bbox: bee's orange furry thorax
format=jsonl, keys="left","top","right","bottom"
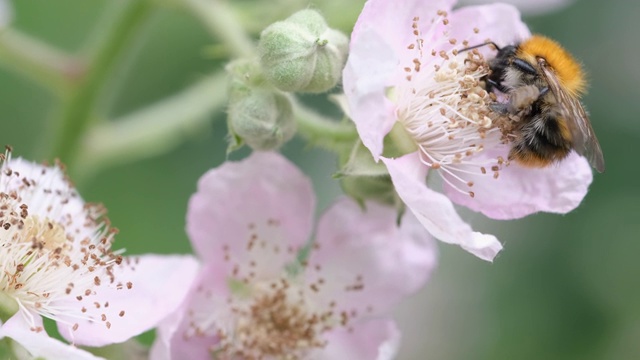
{"left": 517, "top": 35, "right": 586, "bottom": 96}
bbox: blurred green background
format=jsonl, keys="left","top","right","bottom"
{"left": 0, "top": 0, "right": 637, "bottom": 359}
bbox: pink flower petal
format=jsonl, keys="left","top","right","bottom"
{"left": 150, "top": 263, "right": 227, "bottom": 360}
{"left": 343, "top": 0, "right": 455, "bottom": 160}
{"left": 448, "top": 3, "right": 531, "bottom": 52}
{"left": 382, "top": 153, "right": 502, "bottom": 261}
{"left": 460, "top": 0, "right": 574, "bottom": 16}
{"left": 351, "top": 0, "right": 455, "bottom": 54}
{"left": 342, "top": 25, "right": 398, "bottom": 160}
{"left": 312, "top": 318, "right": 401, "bottom": 360}
{"left": 0, "top": 314, "right": 103, "bottom": 360}
{"left": 307, "top": 198, "right": 437, "bottom": 314}
{"left": 149, "top": 310, "right": 182, "bottom": 360}
{"left": 58, "top": 255, "right": 199, "bottom": 347}
{"left": 444, "top": 151, "right": 593, "bottom": 219}
{"left": 187, "top": 152, "right": 314, "bottom": 276}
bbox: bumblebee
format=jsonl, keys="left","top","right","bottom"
{"left": 464, "top": 35, "right": 605, "bottom": 172}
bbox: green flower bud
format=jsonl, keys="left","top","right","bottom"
{"left": 337, "top": 141, "right": 401, "bottom": 208}
{"left": 382, "top": 122, "right": 418, "bottom": 158}
{"left": 226, "top": 58, "right": 266, "bottom": 89}
{"left": 227, "top": 83, "right": 296, "bottom": 151}
{"left": 340, "top": 174, "right": 401, "bottom": 208}
{"left": 0, "top": 290, "right": 19, "bottom": 323}
{"left": 258, "top": 9, "right": 349, "bottom": 93}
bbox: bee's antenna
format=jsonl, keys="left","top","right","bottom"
{"left": 459, "top": 41, "right": 501, "bottom": 53}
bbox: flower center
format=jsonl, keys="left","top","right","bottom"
{"left": 0, "top": 202, "right": 70, "bottom": 296}
{"left": 215, "top": 278, "right": 329, "bottom": 359}
{"left": 184, "top": 219, "right": 372, "bottom": 359}
{"left": 20, "top": 215, "right": 68, "bottom": 250}
{"left": 394, "top": 14, "right": 511, "bottom": 197}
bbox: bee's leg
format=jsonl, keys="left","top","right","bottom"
{"left": 486, "top": 79, "right": 510, "bottom": 93}
{"left": 489, "top": 103, "right": 510, "bottom": 114}
{"left": 538, "top": 86, "right": 549, "bottom": 98}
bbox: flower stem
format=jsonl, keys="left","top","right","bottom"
{"left": 0, "top": 29, "right": 81, "bottom": 95}
{"left": 76, "top": 71, "right": 228, "bottom": 179}
{"left": 182, "top": 0, "right": 254, "bottom": 58}
{"left": 48, "top": 0, "right": 152, "bottom": 166}
{"left": 291, "top": 98, "right": 358, "bottom": 153}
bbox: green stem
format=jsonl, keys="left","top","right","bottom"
{"left": 76, "top": 72, "right": 228, "bottom": 179}
{"left": 182, "top": 0, "right": 254, "bottom": 58}
{"left": 291, "top": 98, "right": 358, "bottom": 152}
{"left": 48, "top": 0, "right": 152, "bottom": 166}
{"left": 0, "top": 28, "right": 81, "bottom": 95}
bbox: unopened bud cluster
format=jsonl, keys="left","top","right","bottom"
{"left": 226, "top": 61, "right": 296, "bottom": 151}
{"left": 226, "top": 10, "right": 348, "bottom": 151}
{"left": 258, "top": 9, "right": 349, "bottom": 93}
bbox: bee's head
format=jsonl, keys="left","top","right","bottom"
{"left": 517, "top": 35, "right": 586, "bottom": 96}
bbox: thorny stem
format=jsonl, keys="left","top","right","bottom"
{"left": 291, "top": 98, "right": 358, "bottom": 153}
{"left": 48, "top": 0, "right": 152, "bottom": 167}
{"left": 76, "top": 72, "right": 228, "bottom": 179}
{"left": 38, "top": 0, "right": 356, "bottom": 178}
{"left": 0, "top": 29, "right": 82, "bottom": 95}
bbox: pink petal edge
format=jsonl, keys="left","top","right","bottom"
{"left": 444, "top": 151, "right": 593, "bottom": 220}
{"left": 382, "top": 153, "right": 502, "bottom": 261}
{"left": 460, "top": 0, "right": 574, "bottom": 16}
{"left": 448, "top": 3, "right": 531, "bottom": 52}
{"left": 308, "top": 198, "right": 437, "bottom": 313}
{"left": 314, "top": 318, "right": 401, "bottom": 360}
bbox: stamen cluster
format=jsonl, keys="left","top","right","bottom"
{"left": 0, "top": 150, "right": 130, "bottom": 333}
{"left": 395, "top": 14, "right": 512, "bottom": 197}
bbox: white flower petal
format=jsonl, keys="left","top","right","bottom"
{"left": 0, "top": 314, "right": 103, "bottom": 360}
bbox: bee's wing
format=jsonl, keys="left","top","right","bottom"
{"left": 538, "top": 59, "right": 605, "bottom": 172}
